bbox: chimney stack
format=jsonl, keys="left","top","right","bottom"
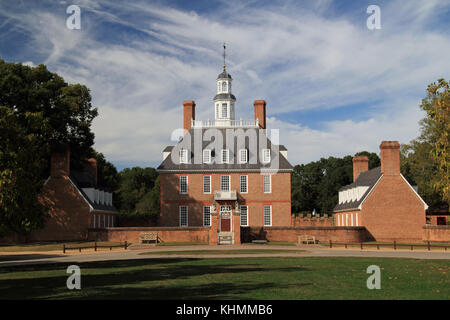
{"left": 254, "top": 100, "right": 266, "bottom": 129}
{"left": 380, "top": 141, "right": 400, "bottom": 175}
{"left": 83, "top": 158, "right": 98, "bottom": 186}
{"left": 352, "top": 156, "right": 369, "bottom": 182}
{"left": 50, "top": 148, "right": 70, "bottom": 177}
{"left": 183, "top": 100, "right": 195, "bottom": 131}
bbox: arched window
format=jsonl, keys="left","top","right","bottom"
{"left": 222, "top": 103, "right": 227, "bottom": 118}
{"left": 222, "top": 81, "right": 227, "bottom": 92}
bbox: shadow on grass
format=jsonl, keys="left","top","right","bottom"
{"left": 0, "top": 258, "right": 312, "bottom": 299}
{"left": 0, "top": 253, "right": 65, "bottom": 263}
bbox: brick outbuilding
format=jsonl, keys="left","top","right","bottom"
{"left": 334, "top": 141, "right": 428, "bottom": 242}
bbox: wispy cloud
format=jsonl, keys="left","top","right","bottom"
{"left": 0, "top": 0, "right": 449, "bottom": 169}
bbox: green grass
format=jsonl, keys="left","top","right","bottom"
{"left": 243, "top": 241, "right": 296, "bottom": 246}
{"left": 156, "top": 242, "right": 209, "bottom": 246}
{"left": 0, "top": 242, "right": 125, "bottom": 252}
{"left": 0, "top": 257, "right": 448, "bottom": 299}
{"left": 140, "top": 249, "right": 307, "bottom": 255}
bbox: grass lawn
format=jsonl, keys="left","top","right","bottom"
{"left": 156, "top": 242, "right": 209, "bottom": 246}
{"left": 0, "top": 242, "right": 125, "bottom": 253}
{"left": 140, "top": 249, "right": 307, "bottom": 255}
{"left": 0, "top": 257, "right": 448, "bottom": 299}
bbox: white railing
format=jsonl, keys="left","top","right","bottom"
{"left": 214, "top": 190, "right": 237, "bottom": 200}
{"left": 192, "top": 119, "right": 259, "bottom": 128}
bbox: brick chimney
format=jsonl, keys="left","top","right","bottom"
{"left": 50, "top": 148, "right": 70, "bottom": 177}
{"left": 183, "top": 100, "right": 195, "bottom": 131}
{"left": 352, "top": 156, "right": 369, "bottom": 182}
{"left": 380, "top": 141, "right": 400, "bottom": 175}
{"left": 83, "top": 158, "right": 98, "bottom": 186}
{"left": 254, "top": 100, "right": 266, "bottom": 129}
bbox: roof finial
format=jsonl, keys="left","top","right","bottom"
{"left": 223, "top": 42, "right": 226, "bottom": 71}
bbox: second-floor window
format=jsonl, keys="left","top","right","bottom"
{"left": 203, "top": 149, "right": 211, "bottom": 163}
{"left": 203, "top": 175, "right": 211, "bottom": 194}
{"left": 240, "top": 175, "right": 248, "bottom": 193}
{"left": 180, "top": 175, "right": 188, "bottom": 194}
{"left": 220, "top": 175, "right": 230, "bottom": 191}
{"left": 263, "top": 175, "right": 271, "bottom": 193}
{"left": 239, "top": 149, "right": 248, "bottom": 163}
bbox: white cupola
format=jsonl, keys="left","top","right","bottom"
{"left": 213, "top": 43, "right": 236, "bottom": 123}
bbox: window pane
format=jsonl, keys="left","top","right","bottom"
{"left": 263, "top": 175, "right": 271, "bottom": 193}
{"left": 203, "top": 149, "right": 211, "bottom": 163}
{"left": 220, "top": 176, "right": 230, "bottom": 191}
{"left": 240, "top": 149, "right": 247, "bottom": 163}
{"left": 240, "top": 175, "right": 247, "bottom": 193}
{"left": 203, "top": 206, "right": 211, "bottom": 226}
{"left": 222, "top": 103, "right": 227, "bottom": 118}
{"left": 240, "top": 205, "right": 248, "bottom": 226}
{"left": 180, "top": 206, "right": 188, "bottom": 227}
{"left": 180, "top": 176, "right": 188, "bottom": 193}
{"left": 263, "top": 205, "right": 272, "bottom": 226}
{"left": 263, "top": 149, "right": 271, "bottom": 163}
{"left": 203, "top": 176, "right": 211, "bottom": 193}
{"left": 222, "top": 149, "right": 229, "bottom": 164}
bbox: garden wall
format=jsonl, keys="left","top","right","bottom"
{"left": 423, "top": 225, "right": 450, "bottom": 242}
{"left": 88, "top": 227, "right": 210, "bottom": 244}
{"left": 241, "top": 226, "right": 374, "bottom": 243}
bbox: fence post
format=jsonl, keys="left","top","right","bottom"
{"left": 124, "top": 240, "right": 128, "bottom": 250}
{"left": 63, "top": 244, "right": 66, "bottom": 254}
{"left": 411, "top": 245, "right": 413, "bottom": 251}
{"left": 345, "top": 243, "right": 347, "bottom": 249}
{"left": 427, "top": 241, "right": 430, "bottom": 251}
{"left": 394, "top": 241, "right": 396, "bottom": 250}
{"left": 94, "top": 242, "right": 97, "bottom": 252}
{"left": 377, "top": 244, "right": 379, "bottom": 250}
{"left": 329, "top": 240, "right": 332, "bottom": 248}
{"left": 360, "top": 242, "right": 363, "bottom": 250}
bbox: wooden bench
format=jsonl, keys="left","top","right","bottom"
{"left": 140, "top": 232, "right": 158, "bottom": 244}
{"left": 252, "top": 240, "right": 268, "bottom": 244}
{"left": 297, "top": 235, "right": 316, "bottom": 245}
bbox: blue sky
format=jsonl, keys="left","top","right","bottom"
{"left": 1, "top": 0, "right": 449, "bottom": 170}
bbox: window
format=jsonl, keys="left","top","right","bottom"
{"left": 263, "top": 205, "right": 272, "bottom": 226}
{"left": 240, "top": 175, "right": 248, "bottom": 193}
{"left": 179, "top": 175, "right": 188, "bottom": 194}
{"left": 179, "top": 148, "right": 188, "bottom": 164}
{"left": 239, "top": 149, "right": 248, "bottom": 163}
{"left": 222, "top": 81, "right": 227, "bottom": 92}
{"left": 222, "top": 103, "right": 227, "bottom": 118}
{"left": 93, "top": 214, "right": 96, "bottom": 228}
{"left": 203, "top": 206, "right": 211, "bottom": 226}
{"left": 221, "top": 149, "right": 230, "bottom": 164}
{"left": 203, "top": 149, "right": 211, "bottom": 163}
{"left": 240, "top": 205, "right": 248, "bottom": 226}
{"left": 203, "top": 175, "right": 211, "bottom": 194}
{"left": 263, "top": 175, "right": 271, "bottom": 193}
{"left": 215, "top": 104, "right": 219, "bottom": 118}
{"left": 262, "top": 149, "right": 271, "bottom": 163}
{"left": 179, "top": 206, "right": 188, "bottom": 227}
{"left": 220, "top": 175, "right": 230, "bottom": 191}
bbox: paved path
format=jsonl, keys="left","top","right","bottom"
{"left": 0, "top": 245, "right": 449, "bottom": 267}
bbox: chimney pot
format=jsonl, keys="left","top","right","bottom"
{"left": 254, "top": 100, "right": 266, "bottom": 129}
{"left": 352, "top": 155, "right": 369, "bottom": 182}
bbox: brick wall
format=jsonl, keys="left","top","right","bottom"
{"left": 291, "top": 214, "right": 334, "bottom": 227}
{"left": 88, "top": 226, "right": 210, "bottom": 243}
{"left": 241, "top": 226, "right": 373, "bottom": 243}
{"left": 423, "top": 225, "right": 450, "bottom": 242}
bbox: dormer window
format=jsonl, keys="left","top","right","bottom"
{"left": 179, "top": 148, "right": 188, "bottom": 164}
{"left": 221, "top": 149, "right": 230, "bottom": 164}
{"left": 239, "top": 149, "right": 248, "bottom": 164}
{"left": 203, "top": 149, "right": 211, "bottom": 164}
{"left": 262, "top": 149, "right": 271, "bottom": 163}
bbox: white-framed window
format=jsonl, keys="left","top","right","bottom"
{"left": 240, "top": 175, "right": 248, "bottom": 193}
{"left": 240, "top": 205, "right": 248, "bottom": 226}
{"left": 203, "top": 175, "right": 211, "bottom": 194}
{"left": 355, "top": 213, "right": 359, "bottom": 226}
{"left": 222, "top": 81, "right": 227, "bottom": 92}
{"left": 179, "top": 175, "right": 188, "bottom": 194}
{"left": 263, "top": 205, "right": 272, "bottom": 226}
{"left": 203, "top": 149, "right": 211, "bottom": 164}
{"left": 263, "top": 175, "right": 271, "bottom": 193}
{"left": 239, "top": 149, "right": 248, "bottom": 164}
{"left": 203, "top": 206, "right": 211, "bottom": 226}
{"left": 215, "top": 104, "right": 219, "bottom": 118}
{"left": 262, "top": 149, "right": 271, "bottom": 163}
{"left": 179, "top": 206, "right": 188, "bottom": 227}
{"left": 220, "top": 175, "right": 230, "bottom": 191}
{"left": 221, "top": 149, "right": 230, "bottom": 164}
{"left": 179, "top": 148, "right": 188, "bottom": 164}
{"left": 222, "top": 103, "right": 228, "bottom": 118}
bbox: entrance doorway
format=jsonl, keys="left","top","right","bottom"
{"left": 220, "top": 205, "right": 232, "bottom": 232}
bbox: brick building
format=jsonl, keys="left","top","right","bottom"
{"left": 333, "top": 141, "right": 428, "bottom": 242}
{"left": 29, "top": 148, "right": 118, "bottom": 241}
{"left": 157, "top": 62, "right": 293, "bottom": 244}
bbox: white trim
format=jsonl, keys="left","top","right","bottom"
{"left": 355, "top": 213, "right": 359, "bottom": 226}
{"left": 400, "top": 174, "right": 429, "bottom": 210}
{"left": 203, "top": 175, "right": 212, "bottom": 194}
{"left": 220, "top": 175, "right": 231, "bottom": 192}
{"left": 263, "top": 205, "right": 272, "bottom": 226}
{"left": 263, "top": 175, "right": 272, "bottom": 193}
{"left": 203, "top": 149, "right": 212, "bottom": 164}
{"left": 240, "top": 205, "right": 248, "bottom": 226}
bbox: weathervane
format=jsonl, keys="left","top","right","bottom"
{"left": 223, "top": 42, "right": 226, "bottom": 71}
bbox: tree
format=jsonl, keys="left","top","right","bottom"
{"left": 0, "top": 107, "right": 49, "bottom": 236}
{"left": 91, "top": 151, "right": 119, "bottom": 193}
{"left": 0, "top": 60, "right": 99, "bottom": 235}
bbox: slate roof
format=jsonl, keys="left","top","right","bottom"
{"left": 217, "top": 70, "right": 232, "bottom": 79}
{"left": 214, "top": 93, "right": 236, "bottom": 101}
{"left": 333, "top": 167, "right": 382, "bottom": 212}
{"left": 70, "top": 170, "right": 118, "bottom": 213}
{"left": 157, "top": 128, "right": 293, "bottom": 172}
